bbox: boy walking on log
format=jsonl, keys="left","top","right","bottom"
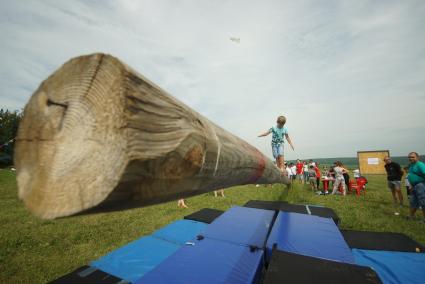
{"left": 258, "top": 115, "right": 295, "bottom": 174}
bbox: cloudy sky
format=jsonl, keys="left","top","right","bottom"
{"left": 1, "top": 0, "right": 425, "bottom": 160}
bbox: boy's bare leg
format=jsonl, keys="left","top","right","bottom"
{"left": 391, "top": 189, "right": 398, "bottom": 204}
{"left": 396, "top": 188, "right": 404, "bottom": 205}
{"left": 277, "top": 156, "right": 287, "bottom": 175}
{"left": 178, "top": 199, "right": 188, "bottom": 208}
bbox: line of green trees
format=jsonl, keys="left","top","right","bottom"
{"left": 0, "top": 109, "right": 23, "bottom": 167}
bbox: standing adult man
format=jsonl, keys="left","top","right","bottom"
{"left": 407, "top": 152, "right": 425, "bottom": 222}
{"left": 384, "top": 157, "right": 404, "bottom": 206}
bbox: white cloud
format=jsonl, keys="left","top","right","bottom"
{"left": 1, "top": 0, "right": 424, "bottom": 159}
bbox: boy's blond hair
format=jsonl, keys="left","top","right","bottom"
{"left": 277, "top": 115, "right": 286, "bottom": 125}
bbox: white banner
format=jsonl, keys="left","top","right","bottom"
{"left": 367, "top": 158, "right": 379, "bottom": 165}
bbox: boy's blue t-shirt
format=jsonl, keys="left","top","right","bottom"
{"left": 408, "top": 161, "right": 425, "bottom": 186}
{"left": 269, "top": 126, "right": 288, "bottom": 146}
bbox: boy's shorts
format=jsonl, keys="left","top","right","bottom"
{"left": 409, "top": 182, "right": 425, "bottom": 209}
{"left": 387, "top": 181, "right": 401, "bottom": 191}
{"left": 272, "top": 144, "right": 284, "bottom": 158}
{"left": 308, "top": 177, "right": 316, "bottom": 184}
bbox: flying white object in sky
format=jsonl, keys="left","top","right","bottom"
{"left": 230, "top": 37, "right": 240, "bottom": 43}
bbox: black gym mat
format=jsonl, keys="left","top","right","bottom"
{"left": 183, "top": 208, "right": 224, "bottom": 224}
{"left": 48, "top": 266, "right": 128, "bottom": 284}
{"left": 244, "top": 200, "right": 340, "bottom": 225}
{"left": 341, "top": 230, "right": 425, "bottom": 252}
{"left": 263, "top": 249, "right": 382, "bottom": 284}
{"left": 278, "top": 203, "right": 309, "bottom": 214}
{"left": 243, "top": 200, "right": 288, "bottom": 211}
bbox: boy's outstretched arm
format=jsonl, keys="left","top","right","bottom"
{"left": 258, "top": 130, "right": 271, "bottom": 137}
{"left": 285, "top": 134, "right": 295, "bottom": 150}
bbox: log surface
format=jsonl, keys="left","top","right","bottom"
{"left": 15, "top": 53, "right": 290, "bottom": 219}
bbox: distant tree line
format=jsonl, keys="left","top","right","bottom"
{"left": 0, "top": 109, "right": 23, "bottom": 167}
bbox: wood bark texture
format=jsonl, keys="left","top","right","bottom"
{"left": 15, "top": 53, "right": 290, "bottom": 219}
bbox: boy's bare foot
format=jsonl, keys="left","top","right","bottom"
{"left": 178, "top": 199, "right": 188, "bottom": 208}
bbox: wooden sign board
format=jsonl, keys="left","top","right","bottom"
{"left": 357, "top": 150, "right": 390, "bottom": 175}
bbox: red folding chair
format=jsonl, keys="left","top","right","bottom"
{"left": 349, "top": 177, "right": 368, "bottom": 196}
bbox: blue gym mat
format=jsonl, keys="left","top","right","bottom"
{"left": 90, "top": 219, "right": 207, "bottom": 282}
{"left": 353, "top": 249, "right": 425, "bottom": 284}
{"left": 152, "top": 219, "right": 208, "bottom": 245}
{"left": 135, "top": 238, "right": 264, "bottom": 284}
{"left": 200, "top": 206, "right": 275, "bottom": 248}
{"left": 266, "top": 211, "right": 355, "bottom": 264}
{"left": 91, "top": 236, "right": 180, "bottom": 283}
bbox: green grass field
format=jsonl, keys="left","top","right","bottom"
{"left": 1, "top": 169, "right": 424, "bottom": 283}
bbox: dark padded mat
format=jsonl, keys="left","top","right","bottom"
{"left": 183, "top": 208, "right": 224, "bottom": 224}
{"left": 279, "top": 203, "right": 308, "bottom": 214}
{"left": 243, "top": 200, "right": 288, "bottom": 211}
{"left": 244, "top": 200, "right": 340, "bottom": 225}
{"left": 48, "top": 266, "right": 128, "bottom": 284}
{"left": 263, "top": 249, "right": 382, "bottom": 284}
{"left": 341, "top": 230, "right": 425, "bottom": 252}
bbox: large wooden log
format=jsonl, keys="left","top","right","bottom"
{"left": 15, "top": 53, "right": 290, "bottom": 219}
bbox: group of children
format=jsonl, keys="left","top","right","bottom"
{"left": 284, "top": 160, "right": 351, "bottom": 195}
{"left": 285, "top": 160, "right": 320, "bottom": 191}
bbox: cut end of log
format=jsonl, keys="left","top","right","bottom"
{"left": 15, "top": 53, "right": 290, "bottom": 219}
{"left": 15, "top": 54, "right": 129, "bottom": 219}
